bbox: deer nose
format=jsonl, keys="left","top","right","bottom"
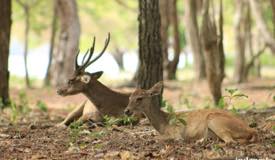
{"left": 124, "top": 109, "right": 132, "bottom": 116}
{"left": 57, "top": 89, "right": 64, "bottom": 95}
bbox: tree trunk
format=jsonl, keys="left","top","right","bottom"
{"left": 184, "top": 0, "right": 206, "bottom": 80}
{"left": 167, "top": 0, "right": 180, "bottom": 80}
{"left": 50, "top": 0, "right": 80, "bottom": 86}
{"left": 113, "top": 47, "right": 124, "bottom": 70}
{"left": 23, "top": 6, "right": 31, "bottom": 88}
{"left": 201, "top": 0, "right": 225, "bottom": 105}
{"left": 0, "top": 0, "right": 12, "bottom": 106}
{"left": 44, "top": 1, "right": 58, "bottom": 86}
{"left": 250, "top": 0, "right": 275, "bottom": 55}
{"left": 159, "top": 0, "right": 170, "bottom": 79}
{"left": 233, "top": 0, "right": 247, "bottom": 83}
{"left": 137, "top": 0, "right": 163, "bottom": 107}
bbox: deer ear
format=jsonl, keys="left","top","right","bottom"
{"left": 80, "top": 75, "right": 91, "bottom": 84}
{"left": 91, "top": 71, "right": 103, "bottom": 79}
{"left": 148, "top": 81, "right": 163, "bottom": 96}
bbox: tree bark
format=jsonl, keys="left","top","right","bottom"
{"left": 16, "top": 0, "right": 32, "bottom": 88}
{"left": 159, "top": 0, "right": 170, "bottom": 79}
{"left": 166, "top": 0, "right": 180, "bottom": 80}
{"left": 201, "top": 0, "right": 225, "bottom": 105}
{"left": 0, "top": 0, "right": 12, "bottom": 106}
{"left": 50, "top": 0, "right": 80, "bottom": 86}
{"left": 184, "top": 0, "right": 206, "bottom": 80}
{"left": 44, "top": 1, "right": 58, "bottom": 86}
{"left": 233, "top": 0, "right": 247, "bottom": 83}
{"left": 250, "top": 0, "right": 275, "bottom": 55}
{"left": 137, "top": 0, "right": 163, "bottom": 107}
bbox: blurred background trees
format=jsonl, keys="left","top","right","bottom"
{"left": 1, "top": 0, "right": 275, "bottom": 106}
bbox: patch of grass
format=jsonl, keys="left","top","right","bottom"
{"left": 18, "top": 91, "right": 31, "bottom": 114}
{"left": 36, "top": 100, "right": 48, "bottom": 112}
{"left": 7, "top": 91, "right": 31, "bottom": 124}
{"left": 212, "top": 144, "right": 222, "bottom": 152}
{"left": 90, "top": 130, "right": 108, "bottom": 139}
{"left": 103, "top": 115, "right": 138, "bottom": 127}
{"left": 69, "top": 121, "right": 83, "bottom": 145}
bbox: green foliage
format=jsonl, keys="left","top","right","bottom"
{"left": 10, "top": 101, "right": 19, "bottom": 123}
{"left": 273, "top": 96, "right": 275, "bottom": 102}
{"left": 18, "top": 91, "right": 30, "bottom": 113}
{"left": 219, "top": 88, "right": 249, "bottom": 111}
{"left": 162, "top": 100, "right": 186, "bottom": 126}
{"left": 89, "top": 130, "right": 108, "bottom": 139}
{"left": 36, "top": 100, "right": 48, "bottom": 112}
{"left": 69, "top": 121, "right": 83, "bottom": 145}
{"left": 217, "top": 97, "right": 225, "bottom": 109}
{"left": 212, "top": 144, "right": 222, "bottom": 152}
{"left": 103, "top": 115, "right": 138, "bottom": 127}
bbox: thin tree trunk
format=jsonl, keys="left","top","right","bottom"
{"left": 167, "top": 0, "right": 180, "bottom": 80}
{"left": 184, "top": 0, "right": 206, "bottom": 80}
{"left": 44, "top": 2, "right": 58, "bottom": 86}
{"left": 233, "top": 0, "right": 246, "bottom": 83}
{"left": 50, "top": 0, "right": 80, "bottom": 86}
{"left": 24, "top": 7, "right": 31, "bottom": 88}
{"left": 201, "top": 0, "right": 225, "bottom": 105}
{"left": 113, "top": 47, "right": 124, "bottom": 70}
{"left": 250, "top": 0, "right": 275, "bottom": 55}
{"left": 137, "top": 0, "right": 163, "bottom": 108}
{"left": 0, "top": 0, "right": 12, "bottom": 106}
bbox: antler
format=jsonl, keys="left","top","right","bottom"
{"left": 74, "top": 33, "right": 110, "bottom": 72}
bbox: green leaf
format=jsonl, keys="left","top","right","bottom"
{"left": 217, "top": 97, "right": 225, "bottom": 109}
{"left": 36, "top": 100, "right": 48, "bottom": 112}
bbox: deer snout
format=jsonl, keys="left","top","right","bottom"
{"left": 124, "top": 109, "right": 133, "bottom": 116}
{"left": 57, "top": 88, "right": 67, "bottom": 96}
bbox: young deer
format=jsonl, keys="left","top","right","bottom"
{"left": 56, "top": 33, "right": 140, "bottom": 127}
{"left": 125, "top": 82, "right": 257, "bottom": 143}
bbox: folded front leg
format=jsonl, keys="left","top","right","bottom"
{"left": 56, "top": 101, "right": 87, "bottom": 128}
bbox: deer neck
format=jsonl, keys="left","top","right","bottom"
{"left": 83, "top": 81, "right": 129, "bottom": 109}
{"left": 143, "top": 100, "right": 170, "bottom": 134}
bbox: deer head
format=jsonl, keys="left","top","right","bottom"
{"left": 124, "top": 81, "right": 163, "bottom": 115}
{"left": 57, "top": 33, "right": 110, "bottom": 96}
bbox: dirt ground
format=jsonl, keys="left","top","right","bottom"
{"left": 0, "top": 79, "right": 275, "bottom": 159}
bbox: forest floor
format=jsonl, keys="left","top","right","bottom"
{"left": 0, "top": 78, "right": 275, "bottom": 159}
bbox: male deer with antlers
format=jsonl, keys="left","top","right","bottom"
{"left": 125, "top": 82, "right": 257, "bottom": 143}
{"left": 57, "top": 33, "right": 140, "bottom": 127}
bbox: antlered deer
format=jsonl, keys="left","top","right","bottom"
{"left": 57, "top": 33, "right": 141, "bottom": 127}
{"left": 125, "top": 82, "right": 257, "bottom": 143}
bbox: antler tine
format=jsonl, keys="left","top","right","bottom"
{"left": 82, "top": 36, "right": 96, "bottom": 69}
{"left": 74, "top": 49, "right": 80, "bottom": 70}
{"left": 85, "top": 33, "right": 110, "bottom": 67}
{"left": 81, "top": 49, "right": 90, "bottom": 65}
{"left": 78, "top": 36, "right": 96, "bottom": 71}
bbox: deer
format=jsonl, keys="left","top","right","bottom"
{"left": 56, "top": 33, "right": 141, "bottom": 127}
{"left": 124, "top": 81, "right": 257, "bottom": 144}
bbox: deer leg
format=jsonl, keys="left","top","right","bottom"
{"left": 56, "top": 101, "right": 87, "bottom": 128}
{"left": 79, "top": 103, "right": 103, "bottom": 123}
